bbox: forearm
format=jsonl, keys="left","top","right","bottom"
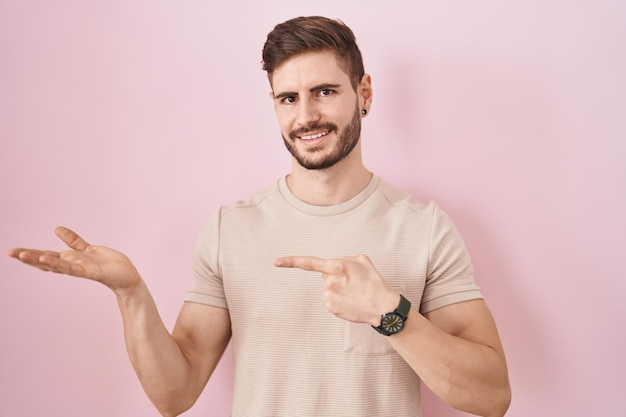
{"left": 8, "top": 229, "right": 208, "bottom": 416}
{"left": 389, "top": 309, "right": 511, "bottom": 417}
{"left": 115, "top": 281, "right": 196, "bottom": 417}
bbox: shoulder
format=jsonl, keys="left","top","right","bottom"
{"left": 220, "top": 180, "right": 282, "bottom": 218}
{"left": 374, "top": 177, "right": 438, "bottom": 216}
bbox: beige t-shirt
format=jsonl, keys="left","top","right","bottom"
{"left": 187, "top": 175, "right": 482, "bottom": 417}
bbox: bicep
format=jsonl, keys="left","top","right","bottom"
{"left": 424, "top": 299, "right": 505, "bottom": 354}
{"left": 172, "top": 302, "right": 232, "bottom": 392}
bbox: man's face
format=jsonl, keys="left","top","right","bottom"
{"left": 271, "top": 51, "right": 363, "bottom": 170}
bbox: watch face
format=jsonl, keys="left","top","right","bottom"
{"left": 381, "top": 313, "right": 404, "bottom": 334}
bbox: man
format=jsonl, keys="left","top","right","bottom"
{"left": 9, "top": 16, "right": 511, "bottom": 417}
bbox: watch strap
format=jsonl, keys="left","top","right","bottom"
{"left": 395, "top": 294, "right": 411, "bottom": 319}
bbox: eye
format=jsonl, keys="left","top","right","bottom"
{"left": 281, "top": 96, "right": 297, "bottom": 104}
{"left": 318, "top": 89, "right": 334, "bottom": 97}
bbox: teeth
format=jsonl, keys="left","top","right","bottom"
{"left": 300, "top": 131, "right": 329, "bottom": 140}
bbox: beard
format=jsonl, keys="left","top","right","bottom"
{"left": 282, "top": 105, "right": 361, "bottom": 170}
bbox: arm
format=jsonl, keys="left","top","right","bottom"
{"left": 9, "top": 227, "right": 231, "bottom": 417}
{"left": 118, "top": 285, "right": 231, "bottom": 416}
{"left": 389, "top": 299, "right": 511, "bottom": 417}
{"left": 275, "top": 255, "right": 511, "bottom": 417}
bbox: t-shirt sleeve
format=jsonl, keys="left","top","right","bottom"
{"left": 185, "top": 208, "right": 229, "bottom": 309}
{"left": 419, "top": 205, "right": 483, "bottom": 314}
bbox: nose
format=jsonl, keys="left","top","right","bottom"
{"left": 296, "top": 98, "right": 321, "bottom": 127}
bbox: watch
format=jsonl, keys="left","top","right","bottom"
{"left": 372, "top": 294, "right": 411, "bottom": 336}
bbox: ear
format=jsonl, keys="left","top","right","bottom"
{"left": 357, "top": 74, "right": 373, "bottom": 113}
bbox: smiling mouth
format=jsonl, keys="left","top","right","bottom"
{"left": 299, "top": 130, "right": 330, "bottom": 140}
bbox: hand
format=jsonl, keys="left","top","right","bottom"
{"left": 274, "top": 254, "right": 400, "bottom": 326}
{"left": 8, "top": 226, "right": 142, "bottom": 295}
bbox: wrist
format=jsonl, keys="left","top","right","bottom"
{"left": 113, "top": 278, "right": 147, "bottom": 304}
{"left": 371, "top": 293, "right": 411, "bottom": 336}
{"left": 370, "top": 291, "right": 402, "bottom": 326}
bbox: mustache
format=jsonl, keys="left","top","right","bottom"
{"left": 289, "top": 123, "right": 337, "bottom": 140}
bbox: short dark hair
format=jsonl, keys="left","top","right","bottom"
{"left": 262, "top": 16, "right": 365, "bottom": 89}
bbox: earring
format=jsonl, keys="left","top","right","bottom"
{"left": 361, "top": 109, "right": 367, "bottom": 115}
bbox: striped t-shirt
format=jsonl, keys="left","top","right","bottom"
{"left": 187, "top": 175, "right": 482, "bottom": 416}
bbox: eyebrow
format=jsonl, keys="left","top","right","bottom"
{"left": 274, "top": 83, "right": 342, "bottom": 100}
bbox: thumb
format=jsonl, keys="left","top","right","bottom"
{"left": 55, "top": 226, "right": 90, "bottom": 251}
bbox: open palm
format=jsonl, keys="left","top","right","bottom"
{"left": 9, "top": 226, "right": 141, "bottom": 293}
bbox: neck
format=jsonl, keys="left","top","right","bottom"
{"left": 286, "top": 142, "right": 372, "bottom": 206}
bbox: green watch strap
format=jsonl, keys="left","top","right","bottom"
{"left": 396, "top": 294, "right": 411, "bottom": 319}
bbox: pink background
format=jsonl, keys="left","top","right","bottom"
{"left": 1, "top": 1, "right": 624, "bottom": 416}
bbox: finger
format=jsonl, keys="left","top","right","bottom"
{"left": 275, "top": 256, "right": 338, "bottom": 274}
{"left": 39, "top": 252, "right": 87, "bottom": 276}
{"left": 8, "top": 247, "right": 26, "bottom": 258}
{"left": 9, "top": 248, "right": 60, "bottom": 270}
{"left": 55, "top": 226, "right": 90, "bottom": 251}
{"left": 10, "top": 246, "right": 67, "bottom": 262}
{"left": 10, "top": 246, "right": 90, "bottom": 277}
{"left": 10, "top": 248, "right": 55, "bottom": 260}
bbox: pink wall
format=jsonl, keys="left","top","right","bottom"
{"left": 1, "top": 1, "right": 624, "bottom": 416}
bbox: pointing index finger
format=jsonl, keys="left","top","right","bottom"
{"left": 274, "top": 256, "right": 336, "bottom": 273}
